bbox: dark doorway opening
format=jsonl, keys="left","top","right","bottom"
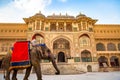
{"left": 58, "top": 52, "right": 65, "bottom": 62}
{"left": 0, "top": 60, "right": 2, "bottom": 69}
{"left": 115, "top": 58, "right": 119, "bottom": 66}
{"left": 87, "top": 65, "right": 92, "bottom": 72}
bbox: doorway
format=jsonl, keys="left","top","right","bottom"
{"left": 87, "top": 65, "right": 92, "bottom": 72}
{"left": 58, "top": 52, "right": 65, "bottom": 62}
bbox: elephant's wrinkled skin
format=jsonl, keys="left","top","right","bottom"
{"left": 1, "top": 45, "right": 60, "bottom": 80}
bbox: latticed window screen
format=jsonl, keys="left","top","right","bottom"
{"left": 79, "top": 36, "right": 90, "bottom": 47}
{"left": 50, "top": 23, "right": 56, "bottom": 31}
{"left": 74, "top": 57, "right": 80, "bottom": 62}
{"left": 96, "top": 43, "right": 105, "bottom": 51}
{"left": 107, "top": 43, "right": 116, "bottom": 51}
{"left": 53, "top": 38, "right": 70, "bottom": 49}
{"left": 81, "top": 50, "right": 92, "bottom": 62}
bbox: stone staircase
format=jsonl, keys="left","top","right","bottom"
{"left": 41, "top": 63, "right": 86, "bottom": 75}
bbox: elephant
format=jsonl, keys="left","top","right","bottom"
{"left": 1, "top": 44, "right": 60, "bottom": 80}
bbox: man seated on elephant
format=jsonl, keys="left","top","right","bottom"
{"left": 31, "top": 39, "right": 53, "bottom": 59}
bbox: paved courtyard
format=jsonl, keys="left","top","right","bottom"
{"left": 0, "top": 71, "right": 120, "bottom": 80}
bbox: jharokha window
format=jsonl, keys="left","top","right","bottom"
{"left": 50, "top": 23, "right": 56, "bottom": 31}
{"left": 79, "top": 35, "right": 90, "bottom": 47}
{"left": 107, "top": 43, "right": 116, "bottom": 51}
{"left": 58, "top": 22, "right": 64, "bottom": 31}
{"left": 96, "top": 43, "right": 105, "bottom": 51}
{"left": 66, "top": 23, "right": 72, "bottom": 31}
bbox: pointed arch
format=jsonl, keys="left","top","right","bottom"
{"left": 98, "top": 56, "right": 108, "bottom": 67}
{"left": 81, "top": 50, "right": 92, "bottom": 62}
{"left": 110, "top": 56, "right": 119, "bottom": 67}
{"left": 79, "top": 34, "right": 91, "bottom": 47}
{"left": 53, "top": 38, "right": 70, "bottom": 49}
{"left": 32, "top": 33, "right": 44, "bottom": 44}
{"left": 32, "top": 33, "right": 44, "bottom": 39}
{"left": 96, "top": 43, "right": 105, "bottom": 51}
{"left": 107, "top": 43, "right": 116, "bottom": 51}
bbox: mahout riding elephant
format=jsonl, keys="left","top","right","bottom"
{"left": 1, "top": 45, "right": 60, "bottom": 80}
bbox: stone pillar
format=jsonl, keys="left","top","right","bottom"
{"left": 32, "top": 22, "right": 34, "bottom": 30}
{"left": 35, "top": 20, "right": 37, "bottom": 30}
{"left": 56, "top": 22, "right": 58, "bottom": 31}
{"left": 86, "top": 22, "right": 87, "bottom": 30}
{"left": 81, "top": 21, "right": 83, "bottom": 30}
{"left": 116, "top": 43, "right": 118, "bottom": 51}
{"left": 40, "top": 21, "right": 42, "bottom": 30}
{"left": 108, "top": 55, "right": 111, "bottom": 67}
{"left": 104, "top": 43, "right": 107, "bottom": 51}
{"left": 48, "top": 22, "right": 50, "bottom": 31}
{"left": 64, "top": 22, "right": 66, "bottom": 31}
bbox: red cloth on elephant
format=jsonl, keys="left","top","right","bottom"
{"left": 10, "top": 41, "right": 31, "bottom": 70}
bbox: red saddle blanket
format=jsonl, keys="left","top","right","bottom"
{"left": 10, "top": 41, "right": 31, "bottom": 70}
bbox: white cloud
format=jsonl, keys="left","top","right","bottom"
{"left": 13, "top": 0, "right": 51, "bottom": 13}
{"left": 0, "top": 0, "right": 52, "bottom": 23}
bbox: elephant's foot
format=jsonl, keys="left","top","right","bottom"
{"left": 23, "top": 78, "right": 28, "bottom": 80}
{"left": 37, "top": 79, "right": 42, "bottom": 80}
{"left": 5, "top": 77, "right": 10, "bottom": 80}
{"left": 55, "top": 71, "right": 60, "bottom": 75}
{"left": 24, "top": 79, "right": 28, "bottom": 80}
{"left": 12, "top": 77, "right": 17, "bottom": 80}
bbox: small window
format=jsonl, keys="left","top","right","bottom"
{"left": 107, "top": 43, "right": 116, "bottom": 51}
{"left": 74, "top": 57, "right": 80, "bottom": 62}
{"left": 5, "top": 30, "right": 7, "bottom": 32}
{"left": 13, "top": 30, "right": 15, "bottom": 32}
{"left": 89, "top": 28, "right": 93, "bottom": 32}
{"left": 96, "top": 43, "right": 105, "bottom": 51}
{"left": 45, "top": 27, "right": 49, "bottom": 31}
{"left": 17, "top": 30, "right": 19, "bottom": 32}
{"left": 1, "top": 30, "right": 3, "bottom": 32}
{"left": 73, "top": 27, "right": 77, "bottom": 32}
{"left": 9, "top": 30, "right": 11, "bottom": 32}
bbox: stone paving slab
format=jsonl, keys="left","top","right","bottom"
{"left": 0, "top": 72, "right": 120, "bottom": 80}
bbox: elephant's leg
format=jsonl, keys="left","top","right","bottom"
{"left": 49, "top": 54, "right": 60, "bottom": 75}
{"left": 33, "top": 61, "right": 42, "bottom": 80}
{"left": 23, "top": 66, "right": 32, "bottom": 80}
{"left": 12, "top": 69, "right": 18, "bottom": 80}
{"left": 5, "top": 69, "right": 11, "bottom": 80}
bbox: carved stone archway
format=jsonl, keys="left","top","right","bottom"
{"left": 32, "top": 33, "right": 44, "bottom": 44}
{"left": 53, "top": 38, "right": 71, "bottom": 62}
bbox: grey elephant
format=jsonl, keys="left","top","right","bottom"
{"left": 1, "top": 44, "right": 60, "bottom": 80}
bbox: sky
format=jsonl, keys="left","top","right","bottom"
{"left": 0, "top": 0, "right": 120, "bottom": 24}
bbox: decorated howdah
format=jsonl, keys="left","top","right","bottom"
{"left": 10, "top": 41, "right": 31, "bottom": 70}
